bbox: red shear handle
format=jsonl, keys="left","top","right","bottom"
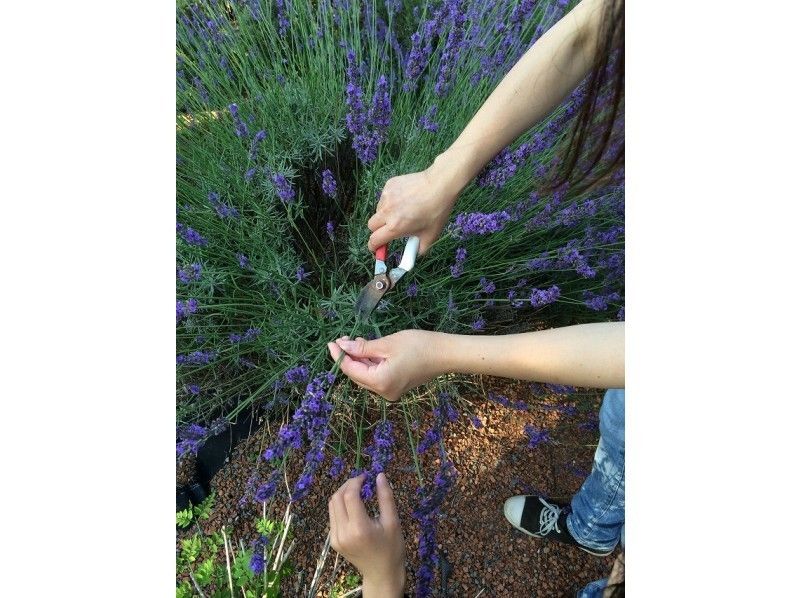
{"left": 375, "top": 245, "right": 388, "bottom": 261}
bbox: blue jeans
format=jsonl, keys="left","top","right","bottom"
{"left": 568, "top": 389, "right": 625, "bottom": 598}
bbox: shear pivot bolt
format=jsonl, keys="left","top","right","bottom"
{"left": 375, "top": 280, "right": 385, "bottom": 290}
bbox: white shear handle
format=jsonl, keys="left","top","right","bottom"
{"left": 398, "top": 236, "right": 420, "bottom": 272}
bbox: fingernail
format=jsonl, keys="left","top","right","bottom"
{"left": 338, "top": 340, "right": 356, "bottom": 351}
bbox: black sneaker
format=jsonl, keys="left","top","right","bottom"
{"left": 503, "top": 495, "right": 614, "bottom": 557}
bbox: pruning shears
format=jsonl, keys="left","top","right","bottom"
{"left": 354, "top": 236, "right": 420, "bottom": 320}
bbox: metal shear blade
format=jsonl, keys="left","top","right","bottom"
{"left": 354, "top": 273, "right": 391, "bottom": 320}
{"left": 353, "top": 236, "right": 419, "bottom": 321}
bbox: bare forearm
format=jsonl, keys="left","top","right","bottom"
{"left": 430, "top": 0, "right": 605, "bottom": 192}
{"left": 431, "top": 322, "right": 624, "bottom": 389}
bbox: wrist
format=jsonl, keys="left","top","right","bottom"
{"left": 361, "top": 569, "right": 405, "bottom": 598}
{"left": 429, "top": 147, "right": 475, "bottom": 199}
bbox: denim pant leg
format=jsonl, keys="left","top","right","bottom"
{"left": 566, "top": 389, "right": 625, "bottom": 552}
{"left": 576, "top": 577, "right": 608, "bottom": 598}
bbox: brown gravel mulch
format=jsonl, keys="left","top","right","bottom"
{"left": 179, "top": 377, "right": 620, "bottom": 597}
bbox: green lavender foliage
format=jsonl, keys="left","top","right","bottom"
{"left": 176, "top": 0, "right": 624, "bottom": 426}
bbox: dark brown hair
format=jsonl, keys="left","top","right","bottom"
{"left": 553, "top": 0, "right": 625, "bottom": 192}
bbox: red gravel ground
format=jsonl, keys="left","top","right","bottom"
{"left": 181, "top": 377, "right": 621, "bottom": 597}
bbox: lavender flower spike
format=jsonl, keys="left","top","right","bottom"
{"left": 228, "top": 103, "right": 249, "bottom": 138}
{"left": 321, "top": 169, "right": 337, "bottom": 198}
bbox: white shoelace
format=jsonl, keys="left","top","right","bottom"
{"left": 537, "top": 497, "right": 563, "bottom": 535}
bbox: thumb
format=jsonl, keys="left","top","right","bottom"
{"left": 336, "top": 336, "right": 387, "bottom": 359}
{"left": 376, "top": 472, "right": 399, "bottom": 527}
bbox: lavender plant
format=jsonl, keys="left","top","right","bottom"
{"left": 177, "top": 0, "right": 623, "bottom": 594}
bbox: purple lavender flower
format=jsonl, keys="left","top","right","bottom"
{"left": 479, "top": 277, "right": 496, "bottom": 294}
{"left": 450, "top": 247, "right": 467, "bottom": 278}
{"left": 345, "top": 51, "right": 391, "bottom": 162}
{"left": 249, "top": 129, "right": 267, "bottom": 160}
{"left": 284, "top": 364, "right": 310, "bottom": 385}
{"left": 246, "top": 0, "right": 262, "bottom": 20}
{"left": 254, "top": 470, "right": 281, "bottom": 502}
{"left": 369, "top": 75, "right": 391, "bottom": 133}
{"left": 597, "top": 225, "right": 625, "bottom": 245}
{"left": 186, "top": 384, "right": 201, "bottom": 395}
{"left": 417, "top": 428, "right": 441, "bottom": 455}
{"left": 529, "top": 285, "right": 561, "bottom": 309}
{"left": 418, "top": 105, "right": 439, "bottom": 132}
{"left": 325, "top": 220, "right": 335, "bottom": 240}
{"left": 245, "top": 167, "right": 257, "bottom": 181}
{"left": 321, "top": 169, "right": 337, "bottom": 198}
{"left": 219, "top": 55, "right": 234, "bottom": 80}
{"left": 277, "top": 427, "right": 303, "bottom": 451}
{"left": 531, "top": 397, "right": 578, "bottom": 416}
{"left": 507, "top": 289, "right": 524, "bottom": 309}
{"left": 584, "top": 291, "right": 621, "bottom": 311}
{"left": 228, "top": 103, "right": 249, "bottom": 138}
{"left": 177, "top": 263, "right": 202, "bottom": 284}
{"left": 413, "top": 459, "right": 457, "bottom": 598}
{"left": 385, "top": 0, "right": 402, "bottom": 16}
{"left": 488, "top": 392, "right": 509, "bottom": 407}
{"left": 176, "top": 298, "right": 199, "bottom": 323}
{"left": 361, "top": 421, "right": 395, "bottom": 500}
{"left": 471, "top": 317, "right": 486, "bottom": 331}
{"left": 192, "top": 77, "right": 209, "bottom": 103}
{"left": 469, "top": 415, "right": 483, "bottom": 429}
{"left": 524, "top": 424, "right": 551, "bottom": 449}
{"left": 249, "top": 546, "right": 265, "bottom": 575}
{"left": 487, "top": 391, "right": 529, "bottom": 410}
{"left": 406, "top": 282, "right": 418, "bottom": 298}
{"left": 229, "top": 327, "right": 261, "bottom": 344}
{"left": 244, "top": 327, "right": 261, "bottom": 341}
{"left": 295, "top": 265, "right": 310, "bottom": 282}
{"left": 434, "top": 0, "right": 467, "bottom": 96}
{"left": 452, "top": 210, "right": 511, "bottom": 239}
{"left": 176, "top": 423, "right": 207, "bottom": 457}
{"left": 345, "top": 51, "right": 369, "bottom": 153}
{"left": 403, "top": 32, "right": 426, "bottom": 90}
{"left": 237, "top": 253, "right": 250, "bottom": 269}
{"left": 177, "top": 223, "right": 208, "bottom": 246}
{"left": 208, "top": 192, "right": 239, "bottom": 219}
{"left": 276, "top": 0, "right": 290, "bottom": 37}
{"left": 271, "top": 172, "right": 295, "bottom": 204}
{"left": 475, "top": 143, "right": 534, "bottom": 188}
{"left": 329, "top": 456, "right": 346, "bottom": 479}
{"left": 403, "top": 5, "right": 446, "bottom": 92}
{"left": 526, "top": 254, "right": 551, "bottom": 271}
{"left": 176, "top": 350, "right": 217, "bottom": 365}
{"left": 418, "top": 392, "right": 459, "bottom": 456}
{"left": 288, "top": 373, "right": 337, "bottom": 502}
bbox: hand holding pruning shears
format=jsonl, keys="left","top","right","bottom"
{"left": 366, "top": 163, "right": 461, "bottom": 256}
